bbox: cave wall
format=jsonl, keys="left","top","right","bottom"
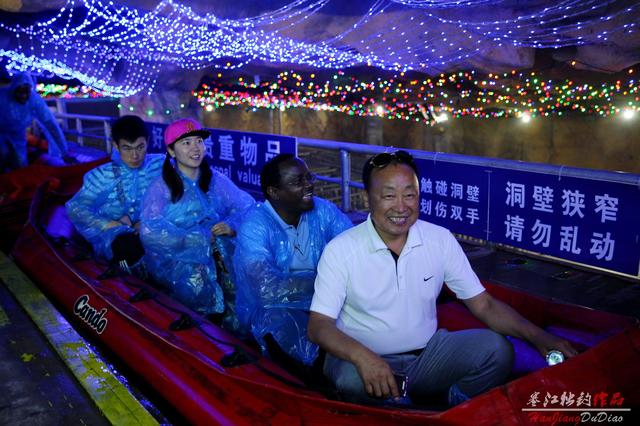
{"left": 203, "top": 106, "right": 640, "bottom": 174}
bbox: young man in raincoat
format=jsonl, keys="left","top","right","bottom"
{"left": 66, "top": 115, "right": 163, "bottom": 272}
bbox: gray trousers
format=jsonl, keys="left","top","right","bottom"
{"left": 324, "top": 328, "right": 514, "bottom": 405}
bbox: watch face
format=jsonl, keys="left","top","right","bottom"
{"left": 546, "top": 350, "right": 565, "bottom": 366}
{"left": 393, "top": 373, "right": 408, "bottom": 397}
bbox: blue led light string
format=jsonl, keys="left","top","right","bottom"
{"left": 218, "top": 0, "right": 331, "bottom": 28}
{"left": 1, "top": 0, "right": 637, "bottom": 96}
{"left": 420, "top": 0, "right": 638, "bottom": 47}
{"left": 391, "top": 1, "right": 498, "bottom": 7}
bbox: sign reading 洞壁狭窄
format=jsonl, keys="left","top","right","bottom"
{"left": 415, "top": 158, "right": 640, "bottom": 277}
{"left": 489, "top": 168, "right": 638, "bottom": 276}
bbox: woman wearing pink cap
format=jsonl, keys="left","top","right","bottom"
{"left": 140, "top": 118, "right": 254, "bottom": 324}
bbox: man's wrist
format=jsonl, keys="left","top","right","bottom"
{"left": 523, "top": 324, "right": 547, "bottom": 346}
{"left": 350, "top": 344, "right": 375, "bottom": 365}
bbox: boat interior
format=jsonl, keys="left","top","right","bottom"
{"left": 31, "top": 183, "right": 640, "bottom": 408}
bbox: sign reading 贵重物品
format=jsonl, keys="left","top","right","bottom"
{"left": 144, "top": 121, "right": 296, "bottom": 196}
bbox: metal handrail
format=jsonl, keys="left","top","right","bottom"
{"left": 54, "top": 112, "right": 112, "bottom": 152}
{"left": 298, "top": 137, "right": 640, "bottom": 187}
{"left": 47, "top": 112, "right": 639, "bottom": 278}
{"left": 299, "top": 136, "right": 640, "bottom": 213}
{"left": 54, "top": 112, "right": 113, "bottom": 122}
{"left": 51, "top": 112, "right": 640, "bottom": 211}
{"left": 299, "top": 136, "right": 640, "bottom": 279}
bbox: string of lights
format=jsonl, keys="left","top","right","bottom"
{"left": 36, "top": 83, "right": 105, "bottom": 98}
{"left": 193, "top": 68, "right": 639, "bottom": 122}
{"left": 418, "top": 0, "right": 639, "bottom": 47}
{"left": 391, "top": 1, "right": 498, "bottom": 7}
{"left": 1, "top": 0, "right": 637, "bottom": 97}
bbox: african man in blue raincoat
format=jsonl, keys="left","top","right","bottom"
{"left": 233, "top": 154, "right": 352, "bottom": 366}
{"left": 140, "top": 118, "right": 254, "bottom": 322}
{"left": 0, "top": 72, "right": 73, "bottom": 171}
{"left": 66, "top": 115, "right": 162, "bottom": 270}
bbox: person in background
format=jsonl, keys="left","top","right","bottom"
{"left": 66, "top": 115, "right": 162, "bottom": 274}
{"left": 234, "top": 154, "right": 352, "bottom": 366}
{"left": 0, "top": 71, "right": 74, "bottom": 172}
{"left": 308, "top": 150, "right": 577, "bottom": 406}
{"left": 141, "top": 118, "right": 254, "bottom": 324}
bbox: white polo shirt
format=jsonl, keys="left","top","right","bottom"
{"left": 310, "top": 216, "right": 485, "bottom": 355}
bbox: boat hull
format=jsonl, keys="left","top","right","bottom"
{"left": 11, "top": 184, "right": 640, "bottom": 425}
{"left": 0, "top": 159, "right": 107, "bottom": 252}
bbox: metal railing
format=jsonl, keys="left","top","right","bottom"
{"left": 54, "top": 112, "right": 112, "bottom": 153}
{"left": 297, "top": 136, "right": 640, "bottom": 212}
{"left": 51, "top": 112, "right": 639, "bottom": 278}
{"left": 297, "top": 138, "right": 640, "bottom": 279}
{"left": 53, "top": 113, "right": 640, "bottom": 213}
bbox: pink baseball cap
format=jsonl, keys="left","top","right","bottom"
{"left": 163, "top": 118, "right": 211, "bottom": 146}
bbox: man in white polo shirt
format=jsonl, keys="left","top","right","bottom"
{"left": 308, "top": 150, "right": 577, "bottom": 406}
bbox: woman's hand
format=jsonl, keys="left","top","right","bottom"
{"left": 105, "top": 215, "right": 133, "bottom": 230}
{"left": 211, "top": 221, "right": 236, "bottom": 237}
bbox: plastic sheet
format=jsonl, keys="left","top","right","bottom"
{"left": 66, "top": 155, "right": 163, "bottom": 259}
{"left": 0, "top": 73, "right": 69, "bottom": 170}
{"left": 141, "top": 169, "right": 254, "bottom": 316}
{"left": 234, "top": 197, "right": 352, "bottom": 364}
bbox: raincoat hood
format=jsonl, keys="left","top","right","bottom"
{"left": 10, "top": 72, "right": 35, "bottom": 90}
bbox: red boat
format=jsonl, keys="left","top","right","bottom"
{"left": 10, "top": 182, "right": 640, "bottom": 425}
{"left": 0, "top": 158, "right": 107, "bottom": 252}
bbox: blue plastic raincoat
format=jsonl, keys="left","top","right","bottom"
{"left": 233, "top": 197, "right": 352, "bottom": 364}
{"left": 0, "top": 72, "right": 69, "bottom": 171}
{"left": 141, "top": 169, "right": 254, "bottom": 317}
{"left": 66, "top": 154, "right": 163, "bottom": 259}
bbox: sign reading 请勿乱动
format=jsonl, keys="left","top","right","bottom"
{"left": 415, "top": 159, "right": 640, "bottom": 277}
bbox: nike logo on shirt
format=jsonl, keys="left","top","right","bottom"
{"left": 423, "top": 275, "right": 433, "bottom": 282}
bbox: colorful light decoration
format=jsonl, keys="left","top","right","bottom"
{"left": 0, "top": 0, "right": 637, "bottom": 97}
{"left": 36, "top": 83, "right": 105, "bottom": 98}
{"left": 193, "top": 69, "right": 640, "bottom": 122}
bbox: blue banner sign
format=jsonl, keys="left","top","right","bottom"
{"left": 489, "top": 168, "right": 640, "bottom": 276}
{"left": 145, "top": 122, "right": 296, "bottom": 194}
{"left": 416, "top": 156, "right": 639, "bottom": 276}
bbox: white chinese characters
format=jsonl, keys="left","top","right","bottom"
{"left": 218, "top": 135, "right": 235, "bottom": 162}
{"left": 420, "top": 178, "right": 481, "bottom": 227}
{"left": 502, "top": 182, "right": 619, "bottom": 263}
